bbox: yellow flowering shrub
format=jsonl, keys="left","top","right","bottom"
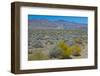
{"left": 58, "top": 40, "right": 72, "bottom": 58}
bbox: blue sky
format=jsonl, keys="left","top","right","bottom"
{"left": 28, "top": 14, "right": 88, "bottom": 24}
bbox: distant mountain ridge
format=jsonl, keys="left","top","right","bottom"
{"left": 28, "top": 19, "right": 87, "bottom": 30}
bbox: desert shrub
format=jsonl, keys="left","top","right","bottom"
{"left": 28, "top": 49, "right": 49, "bottom": 60}
{"left": 58, "top": 40, "right": 72, "bottom": 59}
{"left": 49, "top": 46, "right": 62, "bottom": 59}
{"left": 71, "top": 44, "right": 81, "bottom": 56}
{"left": 32, "top": 41, "right": 44, "bottom": 48}
{"left": 62, "top": 46, "right": 72, "bottom": 58}
{"left": 45, "top": 40, "right": 54, "bottom": 45}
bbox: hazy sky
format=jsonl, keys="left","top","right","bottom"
{"left": 28, "top": 14, "right": 88, "bottom": 24}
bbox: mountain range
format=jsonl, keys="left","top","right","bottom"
{"left": 28, "top": 19, "right": 87, "bottom": 30}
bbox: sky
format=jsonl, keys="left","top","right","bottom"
{"left": 28, "top": 14, "right": 88, "bottom": 24}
